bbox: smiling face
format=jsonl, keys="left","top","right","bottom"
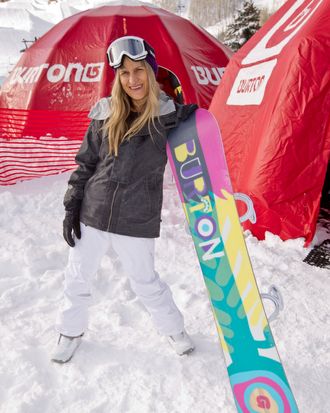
{"left": 118, "top": 57, "right": 149, "bottom": 109}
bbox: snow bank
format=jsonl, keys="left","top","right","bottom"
{"left": 0, "top": 8, "right": 34, "bottom": 31}
{"left": 0, "top": 9, "right": 54, "bottom": 80}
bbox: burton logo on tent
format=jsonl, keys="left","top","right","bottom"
{"left": 227, "top": 60, "right": 277, "bottom": 105}
{"left": 191, "top": 66, "right": 226, "bottom": 85}
{"left": 227, "top": 0, "right": 324, "bottom": 106}
{"left": 8, "top": 63, "right": 104, "bottom": 85}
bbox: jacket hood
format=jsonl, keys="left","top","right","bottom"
{"left": 88, "top": 91, "right": 176, "bottom": 120}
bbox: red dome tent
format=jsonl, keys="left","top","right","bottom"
{"left": 0, "top": 1, "right": 231, "bottom": 185}
{"left": 210, "top": 0, "right": 330, "bottom": 245}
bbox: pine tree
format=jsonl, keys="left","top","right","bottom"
{"left": 224, "top": 0, "right": 261, "bottom": 52}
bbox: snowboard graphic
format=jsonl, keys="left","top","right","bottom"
{"left": 166, "top": 109, "right": 299, "bottom": 413}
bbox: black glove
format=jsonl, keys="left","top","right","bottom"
{"left": 63, "top": 210, "right": 81, "bottom": 247}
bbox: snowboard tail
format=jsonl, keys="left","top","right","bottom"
{"left": 167, "top": 109, "right": 298, "bottom": 413}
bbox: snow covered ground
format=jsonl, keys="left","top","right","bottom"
{"left": 0, "top": 168, "right": 329, "bottom": 413}
{"left": 0, "top": 1, "right": 329, "bottom": 412}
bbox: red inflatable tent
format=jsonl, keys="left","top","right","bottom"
{"left": 210, "top": 0, "right": 330, "bottom": 245}
{"left": 0, "top": 2, "right": 231, "bottom": 185}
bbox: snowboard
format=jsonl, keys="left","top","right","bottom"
{"left": 166, "top": 108, "right": 299, "bottom": 413}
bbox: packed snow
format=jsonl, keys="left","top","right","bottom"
{"left": 0, "top": 168, "right": 329, "bottom": 413}
{"left": 0, "top": 1, "right": 329, "bottom": 412}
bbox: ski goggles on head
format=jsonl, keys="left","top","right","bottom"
{"left": 107, "top": 36, "right": 156, "bottom": 69}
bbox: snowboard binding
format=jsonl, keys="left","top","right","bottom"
{"left": 261, "top": 285, "right": 284, "bottom": 323}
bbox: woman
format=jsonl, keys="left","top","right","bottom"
{"left": 51, "top": 36, "right": 198, "bottom": 363}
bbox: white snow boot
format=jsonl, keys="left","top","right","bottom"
{"left": 51, "top": 334, "right": 83, "bottom": 363}
{"left": 167, "top": 330, "right": 195, "bottom": 356}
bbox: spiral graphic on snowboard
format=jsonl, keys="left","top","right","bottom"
{"left": 231, "top": 371, "right": 298, "bottom": 413}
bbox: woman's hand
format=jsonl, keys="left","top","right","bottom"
{"left": 63, "top": 211, "right": 81, "bottom": 247}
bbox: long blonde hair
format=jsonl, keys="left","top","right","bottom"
{"left": 104, "top": 60, "right": 161, "bottom": 156}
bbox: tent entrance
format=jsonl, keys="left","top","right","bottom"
{"left": 157, "top": 66, "right": 184, "bottom": 104}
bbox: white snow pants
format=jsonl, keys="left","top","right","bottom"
{"left": 56, "top": 224, "right": 184, "bottom": 337}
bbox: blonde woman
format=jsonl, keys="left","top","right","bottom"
{"left": 52, "top": 36, "right": 198, "bottom": 363}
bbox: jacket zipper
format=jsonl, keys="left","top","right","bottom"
{"left": 107, "top": 182, "right": 119, "bottom": 231}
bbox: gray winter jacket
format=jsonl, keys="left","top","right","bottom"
{"left": 64, "top": 93, "right": 197, "bottom": 238}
